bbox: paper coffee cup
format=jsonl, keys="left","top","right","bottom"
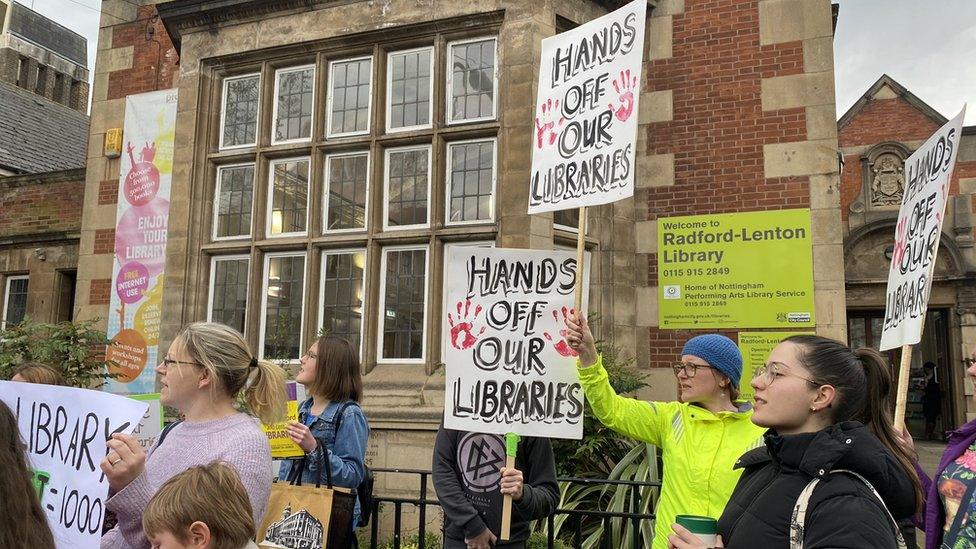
{"left": 675, "top": 515, "right": 718, "bottom": 546}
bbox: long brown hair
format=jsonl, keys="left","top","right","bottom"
{"left": 309, "top": 336, "right": 362, "bottom": 402}
{"left": 785, "top": 335, "right": 923, "bottom": 510}
{"left": 12, "top": 362, "right": 64, "bottom": 385}
{"left": 0, "top": 400, "right": 55, "bottom": 548}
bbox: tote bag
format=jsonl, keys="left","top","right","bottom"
{"left": 257, "top": 437, "right": 357, "bottom": 548}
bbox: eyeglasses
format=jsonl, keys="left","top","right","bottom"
{"left": 964, "top": 356, "right": 976, "bottom": 368}
{"left": 672, "top": 362, "right": 711, "bottom": 378}
{"left": 161, "top": 358, "right": 202, "bottom": 369}
{"left": 753, "top": 362, "right": 820, "bottom": 386}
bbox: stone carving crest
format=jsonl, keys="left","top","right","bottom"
{"left": 870, "top": 153, "right": 905, "bottom": 206}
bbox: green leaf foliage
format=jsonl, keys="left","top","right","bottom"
{"left": 0, "top": 318, "right": 115, "bottom": 388}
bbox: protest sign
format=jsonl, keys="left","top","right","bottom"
{"left": 443, "top": 247, "right": 590, "bottom": 439}
{"left": 880, "top": 106, "right": 966, "bottom": 351}
{"left": 262, "top": 381, "right": 304, "bottom": 459}
{"left": 737, "top": 332, "right": 811, "bottom": 402}
{"left": 527, "top": 0, "right": 646, "bottom": 214}
{"left": 0, "top": 381, "right": 148, "bottom": 549}
{"left": 658, "top": 209, "right": 815, "bottom": 329}
{"left": 130, "top": 393, "right": 162, "bottom": 451}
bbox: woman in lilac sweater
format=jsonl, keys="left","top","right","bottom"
{"left": 909, "top": 346, "right": 976, "bottom": 548}
{"left": 100, "top": 322, "right": 287, "bottom": 549}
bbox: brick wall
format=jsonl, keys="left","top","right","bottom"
{"left": 106, "top": 5, "right": 179, "bottom": 101}
{"left": 89, "top": 278, "right": 111, "bottom": 305}
{"left": 642, "top": 0, "right": 815, "bottom": 368}
{"left": 0, "top": 170, "right": 84, "bottom": 237}
{"left": 93, "top": 228, "right": 116, "bottom": 255}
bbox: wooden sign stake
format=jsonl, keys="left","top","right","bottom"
{"left": 574, "top": 207, "right": 587, "bottom": 315}
{"left": 500, "top": 432, "right": 520, "bottom": 541}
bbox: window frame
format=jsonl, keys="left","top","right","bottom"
{"left": 445, "top": 36, "right": 498, "bottom": 125}
{"left": 206, "top": 254, "right": 251, "bottom": 333}
{"left": 322, "top": 151, "right": 371, "bottom": 234}
{"left": 377, "top": 244, "right": 429, "bottom": 364}
{"left": 212, "top": 162, "right": 257, "bottom": 241}
{"left": 444, "top": 137, "right": 497, "bottom": 227}
{"left": 218, "top": 72, "right": 261, "bottom": 151}
{"left": 318, "top": 248, "right": 368, "bottom": 356}
{"left": 326, "top": 55, "right": 374, "bottom": 139}
{"left": 259, "top": 251, "right": 307, "bottom": 361}
{"left": 385, "top": 46, "right": 435, "bottom": 134}
{"left": 271, "top": 64, "right": 317, "bottom": 146}
{"left": 1, "top": 275, "right": 29, "bottom": 331}
{"left": 383, "top": 144, "right": 432, "bottom": 231}
{"left": 265, "top": 156, "right": 312, "bottom": 239}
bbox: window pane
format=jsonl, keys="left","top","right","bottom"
{"left": 221, "top": 75, "right": 260, "bottom": 147}
{"left": 322, "top": 251, "right": 365, "bottom": 350}
{"left": 215, "top": 165, "right": 254, "bottom": 238}
{"left": 554, "top": 208, "right": 580, "bottom": 229}
{"left": 326, "top": 154, "right": 368, "bottom": 231}
{"left": 3, "top": 277, "right": 28, "bottom": 328}
{"left": 270, "top": 159, "right": 309, "bottom": 235}
{"left": 210, "top": 259, "right": 249, "bottom": 333}
{"left": 329, "top": 58, "right": 371, "bottom": 136}
{"left": 450, "top": 39, "right": 495, "bottom": 122}
{"left": 386, "top": 148, "right": 429, "bottom": 227}
{"left": 382, "top": 249, "right": 426, "bottom": 359}
{"left": 448, "top": 141, "right": 494, "bottom": 223}
{"left": 264, "top": 255, "right": 305, "bottom": 360}
{"left": 274, "top": 67, "right": 314, "bottom": 142}
{"left": 388, "top": 49, "right": 431, "bottom": 130}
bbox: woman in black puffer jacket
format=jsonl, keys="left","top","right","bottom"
{"left": 668, "top": 335, "right": 920, "bottom": 549}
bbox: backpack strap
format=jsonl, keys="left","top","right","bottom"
{"left": 156, "top": 420, "right": 182, "bottom": 448}
{"left": 332, "top": 401, "right": 357, "bottom": 442}
{"left": 790, "top": 469, "right": 907, "bottom": 549}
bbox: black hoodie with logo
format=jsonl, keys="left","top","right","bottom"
{"left": 432, "top": 427, "right": 559, "bottom": 548}
{"left": 717, "top": 421, "right": 918, "bottom": 548}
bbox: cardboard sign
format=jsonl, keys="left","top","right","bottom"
{"left": 880, "top": 106, "right": 967, "bottom": 351}
{"left": 130, "top": 393, "right": 162, "bottom": 451}
{"left": 262, "top": 381, "right": 304, "bottom": 459}
{"left": 0, "top": 381, "right": 148, "bottom": 549}
{"left": 443, "top": 247, "right": 590, "bottom": 439}
{"left": 527, "top": 0, "right": 646, "bottom": 214}
{"left": 737, "top": 332, "right": 812, "bottom": 402}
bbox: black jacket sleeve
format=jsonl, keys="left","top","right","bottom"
{"left": 432, "top": 427, "right": 488, "bottom": 539}
{"left": 514, "top": 437, "right": 559, "bottom": 521}
{"left": 803, "top": 494, "right": 898, "bottom": 549}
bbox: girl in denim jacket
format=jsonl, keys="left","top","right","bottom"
{"left": 277, "top": 336, "right": 370, "bottom": 532}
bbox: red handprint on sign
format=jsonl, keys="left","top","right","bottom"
{"left": 607, "top": 69, "right": 638, "bottom": 122}
{"left": 891, "top": 216, "right": 907, "bottom": 271}
{"left": 448, "top": 300, "right": 486, "bottom": 350}
{"left": 543, "top": 307, "right": 578, "bottom": 357}
{"left": 535, "top": 98, "right": 565, "bottom": 150}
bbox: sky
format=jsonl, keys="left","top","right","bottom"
{"left": 18, "top": 0, "right": 976, "bottom": 124}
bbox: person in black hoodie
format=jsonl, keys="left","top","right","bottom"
{"left": 668, "top": 335, "right": 920, "bottom": 549}
{"left": 432, "top": 426, "right": 559, "bottom": 548}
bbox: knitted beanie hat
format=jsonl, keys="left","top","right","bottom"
{"left": 681, "top": 334, "right": 743, "bottom": 387}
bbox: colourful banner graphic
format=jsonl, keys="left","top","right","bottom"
{"left": 658, "top": 209, "right": 816, "bottom": 329}
{"left": 104, "top": 89, "right": 178, "bottom": 394}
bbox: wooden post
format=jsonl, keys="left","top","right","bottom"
{"left": 893, "top": 344, "right": 913, "bottom": 427}
{"left": 500, "top": 432, "right": 519, "bottom": 541}
{"left": 574, "top": 207, "right": 587, "bottom": 315}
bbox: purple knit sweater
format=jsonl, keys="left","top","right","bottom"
{"left": 100, "top": 413, "right": 273, "bottom": 549}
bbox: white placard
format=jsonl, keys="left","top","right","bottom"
{"left": 880, "top": 106, "right": 966, "bottom": 351}
{"left": 528, "top": 0, "right": 646, "bottom": 214}
{"left": 130, "top": 393, "right": 162, "bottom": 451}
{"left": 443, "top": 247, "right": 590, "bottom": 439}
{"left": 0, "top": 381, "right": 148, "bottom": 549}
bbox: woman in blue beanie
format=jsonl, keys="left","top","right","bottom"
{"left": 564, "top": 313, "right": 765, "bottom": 549}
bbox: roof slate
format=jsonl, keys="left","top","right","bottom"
{"left": 0, "top": 81, "right": 89, "bottom": 174}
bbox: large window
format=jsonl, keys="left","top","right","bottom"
{"left": 205, "top": 30, "right": 499, "bottom": 370}
{"left": 2, "top": 276, "right": 28, "bottom": 330}
{"left": 320, "top": 250, "right": 366, "bottom": 351}
{"left": 220, "top": 73, "right": 260, "bottom": 149}
{"left": 261, "top": 253, "right": 306, "bottom": 360}
{"left": 208, "top": 256, "right": 250, "bottom": 333}
{"left": 379, "top": 247, "right": 428, "bottom": 362}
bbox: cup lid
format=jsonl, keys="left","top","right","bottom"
{"left": 675, "top": 515, "right": 718, "bottom": 535}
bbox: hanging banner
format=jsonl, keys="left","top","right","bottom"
{"left": 658, "top": 208, "right": 815, "bottom": 329}
{"left": 737, "top": 332, "right": 811, "bottom": 402}
{"left": 880, "top": 106, "right": 967, "bottom": 351}
{"left": 104, "top": 89, "right": 178, "bottom": 394}
{"left": 443, "top": 247, "right": 590, "bottom": 439}
{"left": 527, "top": 0, "right": 646, "bottom": 214}
{"left": 0, "top": 381, "right": 148, "bottom": 549}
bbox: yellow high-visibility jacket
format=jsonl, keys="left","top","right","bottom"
{"left": 578, "top": 356, "right": 766, "bottom": 549}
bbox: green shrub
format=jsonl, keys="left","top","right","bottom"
{"left": 378, "top": 531, "right": 441, "bottom": 549}
{"left": 0, "top": 319, "right": 114, "bottom": 388}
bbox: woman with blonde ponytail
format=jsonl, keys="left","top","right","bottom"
{"left": 100, "top": 322, "right": 288, "bottom": 549}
